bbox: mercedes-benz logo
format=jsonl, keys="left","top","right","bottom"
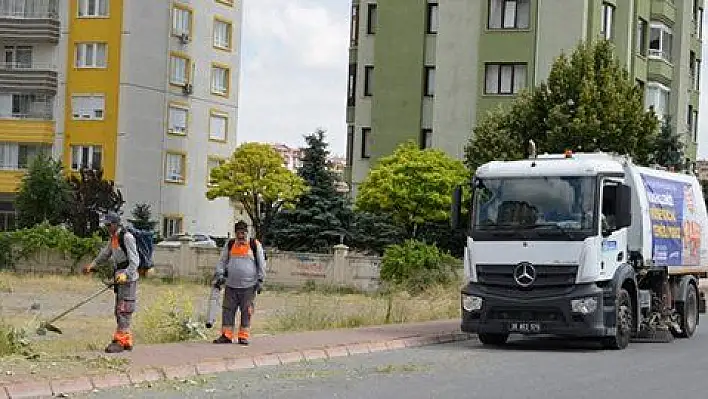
{"left": 513, "top": 262, "right": 536, "bottom": 287}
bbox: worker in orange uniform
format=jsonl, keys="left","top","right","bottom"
{"left": 212, "top": 221, "right": 266, "bottom": 345}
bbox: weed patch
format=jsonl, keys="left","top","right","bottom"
{"left": 0, "top": 320, "right": 34, "bottom": 358}
{"left": 134, "top": 289, "right": 206, "bottom": 344}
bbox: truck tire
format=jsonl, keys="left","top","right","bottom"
{"left": 672, "top": 283, "right": 698, "bottom": 339}
{"left": 602, "top": 288, "right": 632, "bottom": 350}
{"left": 478, "top": 333, "right": 509, "bottom": 346}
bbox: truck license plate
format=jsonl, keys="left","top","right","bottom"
{"left": 508, "top": 322, "right": 541, "bottom": 333}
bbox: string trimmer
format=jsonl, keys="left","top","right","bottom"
{"left": 36, "top": 279, "right": 114, "bottom": 336}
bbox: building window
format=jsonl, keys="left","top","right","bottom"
{"left": 70, "top": 145, "right": 102, "bottom": 171}
{"left": 364, "top": 65, "right": 374, "bottom": 96}
{"left": 427, "top": 3, "right": 439, "bottom": 34}
{"left": 0, "top": 143, "right": 49, "bottom": 170}
{"left": 162, "top": 216, "right": 182, "bottom": 237}
{"left": 366, "top": 4, "right": 377, "bottom": 34}
{"left": 209, "top": 112, "right": 228, "bottom": 142}
{"left": 699, "top": 8, "right": 704, "bottom": 40}
{"left": 688, "top": 105, "right": 695, "bottom": 141}
{"left": 172, "top": 5, "right": 192, "bottom": 37}
{"left": 165, "top": 152, "right": 186, "bottom": 183}
{"left": 695, "top": 59, "right": 701, "bottom": 91}
{"left": 488, "top": 0, "right": 530, "bottom": 30}
{"left": 421, "top": 129, "right": 432, "bottom": 149}
{"left": 600, "top": 2, "right": 615, "bottom": 40}
{"left": 424, "top": 66, "right": 435, "bottom": 97}
{"left": 484, "top": 63, "right": 527, "bottom": 95}
{"left": 636, "top": 18, "right": 647, "bottom": 56}
{"left": 347, "top": 63, "right": 357, "bottom": 106}
{"left": 170, "top": 54, "right": 189, "bottom": 85}
{"left": 5, "top": 93, "right": 52, "bottom": 119}
{"left": 346, "top": 125, "right": 354, "bottom": 166}
{"left": 649, "top": 23, "right": 672, "bottom": 62}
{"left": 350, "top": 3, "right": 359, "bottom": 47}
{"left": 3, "top": 46, "right": 33, "bottom": 69}
{"left": 361, "top": 127, "right": 371, "bottom": 159}
{"left": 213, "top": 18, "right": 232, "bottom": 50}
{"left": 207, "top": 157, "right": 224, "bottom": 185}
{"left": 692, "top": 109, "right": 699, "bottom": 142}
{"left": 645, "top": 83, "right": 670, "bottom": 121}
{"left": 168, "top": 105, "right": 188, "bottom": 135}
{"left": 71, "top": 95, "right": 105, "bottom": 120}
{"left": 78, "top": 0, "right": 109, "bottom": 17}
{"left": 211, "top": 64, "right": 229, "bottom": 96}
{"left": 75, "top": 43, "right": 107, "bottom": 68}
{"left": 0, "top": 210, "right": 15, "bottom": 232}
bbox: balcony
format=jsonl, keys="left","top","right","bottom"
{"left": 0, "top": 0, "right": 60, "bottom": 43}
{"left": 0, "top": 62, "right": 57, "bottom": 94}
{"left": 650, "top": 0, "right": 676, "bottom": 25}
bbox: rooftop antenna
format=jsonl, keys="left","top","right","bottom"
{"left": 528, "top": 140, "right": 537, "bottom": 159}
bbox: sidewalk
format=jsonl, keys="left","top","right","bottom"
{"left": 1, "top": 320, "right": 470, "bottom": 399}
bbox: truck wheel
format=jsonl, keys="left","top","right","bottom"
{"left": 672, "top": 284, "right": 698, "bottom": 339}
{"left": 602, "top": 288, "right": 632, "bottom": 350}
{"left": 478, "top": 333, "right": 509, "bottom": 346}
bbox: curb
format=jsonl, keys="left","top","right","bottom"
{"left": 1, "top": 332, "right": 473, "bottom": 398}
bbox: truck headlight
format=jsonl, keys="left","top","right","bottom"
{"left": 462, "top": 295, "right": 483, "bottom": 312}
{"left": 571, "top": 297, "right": 598, "bottom": 315}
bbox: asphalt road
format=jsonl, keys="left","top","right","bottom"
{"left": 77, "top": 318, "right": 708, "bottom": 399}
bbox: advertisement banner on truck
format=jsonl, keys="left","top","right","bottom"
{"left": 640, "top": 174, "right": 701, "bottom": 266}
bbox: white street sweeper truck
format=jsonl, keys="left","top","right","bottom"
{"left": 451, "top": 148, "right": 708, "bottom": 350}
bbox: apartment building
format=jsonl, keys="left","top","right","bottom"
{"left": 0, "top": 0, "right": 243, "bottom": 236}
{"left": 345, "top": 0, "right": 703, "bottom": 197}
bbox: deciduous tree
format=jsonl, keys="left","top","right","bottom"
{"left": 14, "top": 153, "right": 70, "bottom": 229}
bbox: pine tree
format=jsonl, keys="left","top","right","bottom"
{"left": 268, "top": 129, "right": 352, "bottom": 252}
{"left": 652, "top": 117, "right": 684, "bottom": 169}
{"left": 128, "top": 203, "right": 158, "bottom": 231}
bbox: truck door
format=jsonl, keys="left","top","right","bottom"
{"left": 599, "top": 179, "right": 628, "bottom": 277}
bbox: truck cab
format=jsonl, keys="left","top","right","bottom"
{"left": 453, "top": 151, "right": 707, "bottom": 349}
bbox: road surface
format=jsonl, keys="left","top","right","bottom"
{"left": 77, "top": 319, "right": 708, "bottom": 399}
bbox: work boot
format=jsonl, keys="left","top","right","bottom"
{"left": 105, "top": 340, "right": 125, "bottom": 353}
{"left": 237, "top": 337, "right": 249, "bottom": 346}
{"left": 213, "top": 334, "right": 232, "bottom": 344}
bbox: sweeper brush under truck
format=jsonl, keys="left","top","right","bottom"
{"left": 451, "top": 148, "right": 708, "bottom": 350}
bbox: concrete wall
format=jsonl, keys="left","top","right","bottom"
{"left": 11, "top": 243, "right": 383, "bottom": 292}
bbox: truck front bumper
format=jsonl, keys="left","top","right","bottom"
{"left": 461, "top": 282, "right": 614, "bottom": 338}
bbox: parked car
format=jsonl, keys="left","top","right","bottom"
{"left": 156, "top": 233, "right": 218, "bottom": 248}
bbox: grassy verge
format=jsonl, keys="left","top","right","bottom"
{"left": 0, "top": 272, "right": 461, "bottom": 383}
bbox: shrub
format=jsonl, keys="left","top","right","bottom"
{"left": 380, "top": 240, "right": 461, "bottom": 294}
{"left": 0, "top": 222, "right": 103, "bottom": 273}
{"left": 135, "top": 289, "right": 205, "bottom": 344}
{"left": 0, "top": 320, "right": 32, "bottom": 358}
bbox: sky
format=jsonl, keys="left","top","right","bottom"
{"left": 237, "top": 0, "right": 708, "bottom": 159}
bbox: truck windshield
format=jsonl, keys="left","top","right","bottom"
{"left": 472, "top": 176, "right": 597, "bottom": 239}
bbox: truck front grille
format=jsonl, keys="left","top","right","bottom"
{"left": 476, "top": 263, "right": 578, "bottom": 289}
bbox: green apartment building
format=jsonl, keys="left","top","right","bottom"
{"left": 344, "top": 0, "right": 704, "bottom": 196}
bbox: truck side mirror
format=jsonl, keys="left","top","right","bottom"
{"left": 451, "top": 185, "right": 463, "bottom": 230}
{"left": 615, "top": 184, "right": 632, "bottom": 229}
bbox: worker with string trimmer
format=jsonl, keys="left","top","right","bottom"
{"left": 83, "top": 211, "right": 141, "bottom": 354}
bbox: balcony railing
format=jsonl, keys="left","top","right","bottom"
{"left": 0, "top": 62, "right": 57, "bottom": 94}
{"left": 0, "top": 0, "right": 58, "bottom": 19}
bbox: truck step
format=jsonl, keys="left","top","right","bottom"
{"left": 631, "top": 327, "right": 674, "bottom": 343}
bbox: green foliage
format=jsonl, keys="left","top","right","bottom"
{"left": 355, "top": 141, "right": 469, "bottom": 236}
{"left": 347, "top": 211, "right": 407, "bottom": 256}
{"left": 0, "top": 222, "right": 102, "bottom": 273}
{"left": 128, "top": 203, "right": 158, "bottom": 231}
{"left": 14, "top": 153, "right": 71, "bottom": 229}
{"left": 0, "top": 320, "right": 33, "bottom": 358}
{"left": 465, "top": 40, "right": 659, "bottom": 171}
{"left": 268, "top": 130, "right": 353, "bottom": 252}
{"left": 652, "top": 117, "right": 684, "bottom": 169}
{"left": 380, "top": 240, "right": 461, "bottom": 294}
{"left": 135, "top": 289, "right": 205, "bottom": 343}
{"left": 65, "top": 168, "right": 125, "bottom": 238}
{"left": 206, "top": 142, "right": 307, "bottom": 241}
